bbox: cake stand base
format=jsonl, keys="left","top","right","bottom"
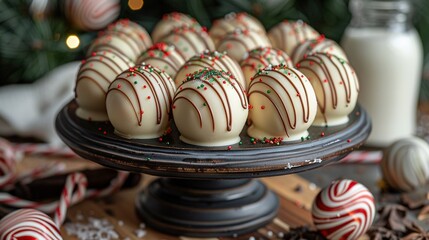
{"left": 136, "top": 178, "right": 279, "bottom": 237}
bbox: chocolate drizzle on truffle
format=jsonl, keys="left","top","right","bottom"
{"left": 298, "top": 53, "right": 359, "bottom": 124}
{"left": 241, "top": 47, "right": 292, "bottom": 70}
{"left": 268, "top": 20, "right": 320, "bottom": 55}
{"left": 107, "top": 64, "right": 175, "bottom": 126}
{"left": 136, "top": 42, "right": 186, "bottom": 78}
{"left": 174, "top": 50, "right": 244, "bottom": 87}
{"left": 105, "top": 19, "right": 152, "bottom": 54}
{"left": 160, "top": 26, "right": 215, "bottom": 61}
{"left": 173, "top": 69, "right": 247, "bottom": 132}
{"left": 291, "top": 36, "right": 347, "bottom": 64}
{"left": 76, "top": 52, "right": 130, "bottom": 95}
{"left": 248, "top": 65, "right": 312, "bottom": 137}
{"left": 216, "top": 28, "right": 272, "bottom": 62}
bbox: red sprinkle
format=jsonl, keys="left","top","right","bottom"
{"left": 261, "top": 106, "right": 265, "bottom": 110}
{"left": 103, "top": 131, "right": 107, "bottom": 135}
{"left": 147, "top": 96, "right": 151, "bottom": 99}
{"left": 320, "top": 132, "right": 325, "bottom": 137}
{"left": 347, "top": 139, "right": 351, "bottom": 143}
{"left": 227, "top": 146, "right": 232, "bottom": 150}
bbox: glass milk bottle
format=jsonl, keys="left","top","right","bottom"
{"left": 341, "top": 0, "right": 423, "bottom": 147}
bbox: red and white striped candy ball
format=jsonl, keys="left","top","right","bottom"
{"left": 312, "top": 179, "right": 375, "bottom": 240}
{"left": 0, "top": 209, "right": 62, "bottom": 240}
{"left": 65, "top": 0, "right": 120, "bottom": 31}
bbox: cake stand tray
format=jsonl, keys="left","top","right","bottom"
{"left": 56, "top": 101, "right": 371, "bottom": 237}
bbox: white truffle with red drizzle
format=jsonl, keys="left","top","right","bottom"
{"left": 247, "top": 64, "right": 317, "bottom": 141}
{"left": 297, "top": 53, "right": 359, "bottom": 126}
{"left": 172, "top": 69, "right": 248, "bottom": 146}
{"left": 151, "top": 12, "right": 201, "bottom": 43}
{"left": 291, "top": 36, "right": 348, "bottom": 64}
{"left": 217, "top": 28, "right": 271, "bottom": 62}
{"left": 106, "top": 63, "right": 176, "bottom": 139}
{"left": 241, "top": 47, "right": 293, "bottom": 89}
{"left": 87, "top": 21, "right": 152, "bottom": 62}
{"left": 137, "top": 42, "right": 186, "bottom": 79}
{"left": 174, "top": 50, "right": 245, "bottom": 89}
{"left": 75, "top": 51, "right": 134, "bottom": 121}
{"left": 160, "top": 26, "right": 215, "bottom": 61}
{"left": 268, "top": 20, "right": 320, "bottom": 56}
{"left": 210, "top": 12, "right": 266, "bottom": 47}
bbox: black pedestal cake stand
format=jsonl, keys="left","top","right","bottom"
{"left": 56, "top": 101, "right": 371, "bottom": 237}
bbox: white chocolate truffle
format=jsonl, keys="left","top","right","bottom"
{"left": 75, "top": 51, "right": 134, "bottom": 121}
{"left": 291, "top": 37, "right": 347, "bottom": 64}
{"left": 247, "top": 65, "right": 317, "bottom": 141}
{"left": 174, "top": 50, "right": 245, "bottom": 89}
{"left": 151, "top": 12, "right": 201, "bottom": 43}
{"left": 106, "top": 64, "right": 176, "bottom": 139}
{"left": 217, "top": 29, "right": 271, "bottom": 62}
{"left": 210, "top": 12, "right": 266, "bottom": 47}
{"left": 105, "top": 19, "right": 152, "bottom": 53}
{"left": 268, "top": 20, "right": 320, "bottom": 56}
{"left": 136, "top": 42, "right": 186, "bottom": 79}
{"left": 172, "top": 69, "right": 248, "bottom": 146}
{"left": 87, "top": 33, "right": 142, "bottom": 62}
{"left": 240, "top": 47, "right": 293, "bottom": 88}
{"left": 160, "top": 26, "right": 215, "bottom": 61}
{"left": 381, "top": 137, "right": 429, "bottom": 191}
{"left": 297, "top": 53, "right": 359, "bottom": 126}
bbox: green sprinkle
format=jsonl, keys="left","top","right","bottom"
{"left": 301, "top": 137, "right": 304, "bottom": 142}
{"left": 239, "top": 141, "right": 243, "bottom": 145}
{"left": 267, "top": 90, "right": 271, "bottom": 94}
{"left": 134, "top": 81, "right": 138, "bottom": 84}
{"left": 306, "top": 136, "right": 311, "bottom": 140}
{"left": 203, "top": 103, "right": 206, "bottom": 106}
{"left": 250, "top": 137, "right": 255, "bottom": 142}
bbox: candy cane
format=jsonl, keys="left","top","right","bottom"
{"left": 0, "top": 139, "right": 17, "bottom": 189}
{"left": 86, "top": 171, "right": 129, "bottom": 198}
{"left": 18, "top": 162, "right": 66, "bottom": 185}
{"left": 53, "top": 172, "right": 88, "bottom": 227}
{"left": 12, "top": 143, "right": 77, "bottom": 158}
{"left": 340, "top": 150, "right": 383, "bottom": 164}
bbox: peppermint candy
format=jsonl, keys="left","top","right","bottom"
{"left": 65, "top": 0, "right": 120, "bottom": 31}
{"left": 312, "top": 179, "right": 375, "bottom": 240}
{"left": 0, "top": 209, "right": 62, "bottom": 240}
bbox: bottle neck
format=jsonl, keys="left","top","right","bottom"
{"left": 349, "top": 0, "right": 413, "bottom": 31}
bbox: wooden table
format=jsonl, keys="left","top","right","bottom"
{"left": 17, "top": 155, "right": 316, "bottom": 239}
{"left": 18, "top": 154, "right": 372, "bottom": 239}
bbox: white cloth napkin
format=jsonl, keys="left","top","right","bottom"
{"left": 0, "top": 61, "right": 81, "bottom": 146}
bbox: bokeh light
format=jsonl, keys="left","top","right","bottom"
{"left": 128, "top": 0, "right": 144, "bottom": 10}
{"left": 66, "top": 35, "right": 80, "bottom": 49}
